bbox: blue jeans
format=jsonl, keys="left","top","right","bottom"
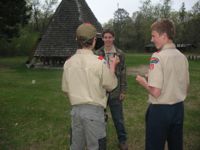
{"left": 108, "top": 97, "right": 127, "bottom": 143}
{"left": 145, "top": 102, "right": 184, "bottom": 150}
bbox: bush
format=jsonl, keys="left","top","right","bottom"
{"left": 0, "top": 26, "right": 39, "bottom": 57}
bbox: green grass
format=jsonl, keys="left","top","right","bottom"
{"left": 125, "top": 53, "right": 150, "bottom": 67}
{"left": 0, "top": 54, "right": 200, "bottom": 150}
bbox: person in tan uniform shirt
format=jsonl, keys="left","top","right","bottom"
{"left": 136, "top": 19, "right": 189, "bottom": 150}
{"left": 62, "top": 23, "right": 119, "bottom": 150}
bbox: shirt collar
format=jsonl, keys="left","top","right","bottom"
{"left": 76, "top": 49, "right": 94, "bottom": 54}
{"left": 104, "top": 46, "right": 116, "bottom": 54}
{"left": 161, "top": 43, "right": 176, "bottom": 51}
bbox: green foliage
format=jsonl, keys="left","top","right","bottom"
{"left": 113, "top": 8, "right": 132, "bottom": 49}
{"left": 12, "top": 27, "right": 40, "bottom": 56}
{"left": 103, "top": 19, "right": 114, "bottom": 29}
{"left": 0, "top": 0, "right": 31, "bottom": 40}
{"left": 192, "top": 0, "right": 200, "bottom": 15}
{"left": 28, "top": 0, "right": 58, "bottom": 32}
{"left": 103, "top": 0, "right": 200, "bottom": 53}
{"left": 0, "top": 26, "right": 39, "bottom": 56}
{"left": 179, "top": 2, "right": 186, "bottom": 22}
{"left": 161, "top": 0, "right": 172, "bottom": 18}
{"left": 0, "top": 0, "right": 59, "bottom": 57}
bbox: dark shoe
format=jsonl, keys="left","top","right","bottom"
{"left": 119, "top": 142, "right": 128, "bottom": 150}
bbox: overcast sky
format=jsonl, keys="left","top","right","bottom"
{"left": 55, "top": 0, "right": 198, "bottom": 24}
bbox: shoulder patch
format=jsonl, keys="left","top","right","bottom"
{"left": 150, "top": 57, "right": 159, "bottom": 64}
{"left": 98, "top": 55, "right": 104, "bottom": 60}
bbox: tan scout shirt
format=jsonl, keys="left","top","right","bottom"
{"left": 62, "top": 49, "right": 117, "bottom": 108}
{"left": 148, "top": 43, "right": 189, "bottom": 104}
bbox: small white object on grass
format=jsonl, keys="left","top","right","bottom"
{"left": 32, "top": 80, "right": 36, "bottom": 84}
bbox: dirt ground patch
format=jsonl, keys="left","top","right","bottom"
{"left": 127, "top": 65, "right": 149, "bottom": 76}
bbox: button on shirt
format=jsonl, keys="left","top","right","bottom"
{"left": 62, "top": 49, "right": 118, "bottom": 108}
{"left": 148, "top": 43, "right": 190, "bottom": 104}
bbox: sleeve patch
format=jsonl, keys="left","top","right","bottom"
{"left": 98, "top": 55, "right": 104, "bottom": 60}
{"left": 150, "top": 57, "right": 159, "bottom": 64}
{"left": 149, "top": 64, "right": 154, "bottom": 70}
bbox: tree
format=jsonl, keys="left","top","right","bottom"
{"left": 28, "top": 0, "right": 58, "bottom": 32}
{"left": 103, "top": 19, "right": 114, "bottom": 29}
{"left": 0, "top": 0, "right": 31, "bottom": 40}
{"left": 187, "top": 0, "right": 200, "bottom": 49}
{"left": 28, "top": 0, "right": 41, "bottom": 31}
{"left": 132, "top": 12, "right": 146, "bottom": 50}
{"left": 139, "top": 0, "right": 154, "bottom": 19}
{"left": 161, "top": 0, "right": 171, "bottom": 18}
{"left": 113, "top": 8, "right": 131, "bottom": 48}
{"left": 152, "top": 4, "right": 162, "bottom": 19}
{"left": 102, "top": 0, "right": 200, "bottom": 52}
{"left": 179, "top": 2, "right": 186, "bottom": 22}
{"left": 134, "top": 0, "right": 155, "bottom": 51}
{"left": 192, "top": 0, "right": 200, "bottom": 15}
{"left": 174, "top": 2, "right": 187, "bottom": 43}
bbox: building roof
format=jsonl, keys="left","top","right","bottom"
{"left": 34, "top": 0, "right": 102, "bottom": 58}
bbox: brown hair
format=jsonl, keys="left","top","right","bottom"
{"left": 151, "top": 19, "right": 175, "bottom": 40}
{"left": 102, "top": 28, "right": 115, "bottom": 37}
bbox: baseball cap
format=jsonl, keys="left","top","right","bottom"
{"left": 76, "top": 23, "right": 97, "bottom": 41}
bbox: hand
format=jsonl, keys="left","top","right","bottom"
{"left": 119, "top": 93, "right": 125, "bottom": 101}
{"left": 109, "top": 55, "right": 120, "bottom": 66}
{"left": 109, "top": 56, "right": 120, "bottom": 73}
{"left": 136, "top": 75, "right": 161, "bottom": 98}
{"left": 136, "top": 75, "right": 148, "bottom": 87}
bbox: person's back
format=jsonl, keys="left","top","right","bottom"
{"left": 63, "top": 49, "right": 116, "bottom": 107}
{"left": 161, "top": 48, "right": 189, "bottom": 100}
{"left": 62, "top": 23, "right": 119, "bottom": 150}
{"left": 148, "top": 45, "right": 189, "bottom": 104}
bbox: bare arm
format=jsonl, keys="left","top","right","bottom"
{"left": 136, "top": 75, "right": 161, "bottom": 98}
